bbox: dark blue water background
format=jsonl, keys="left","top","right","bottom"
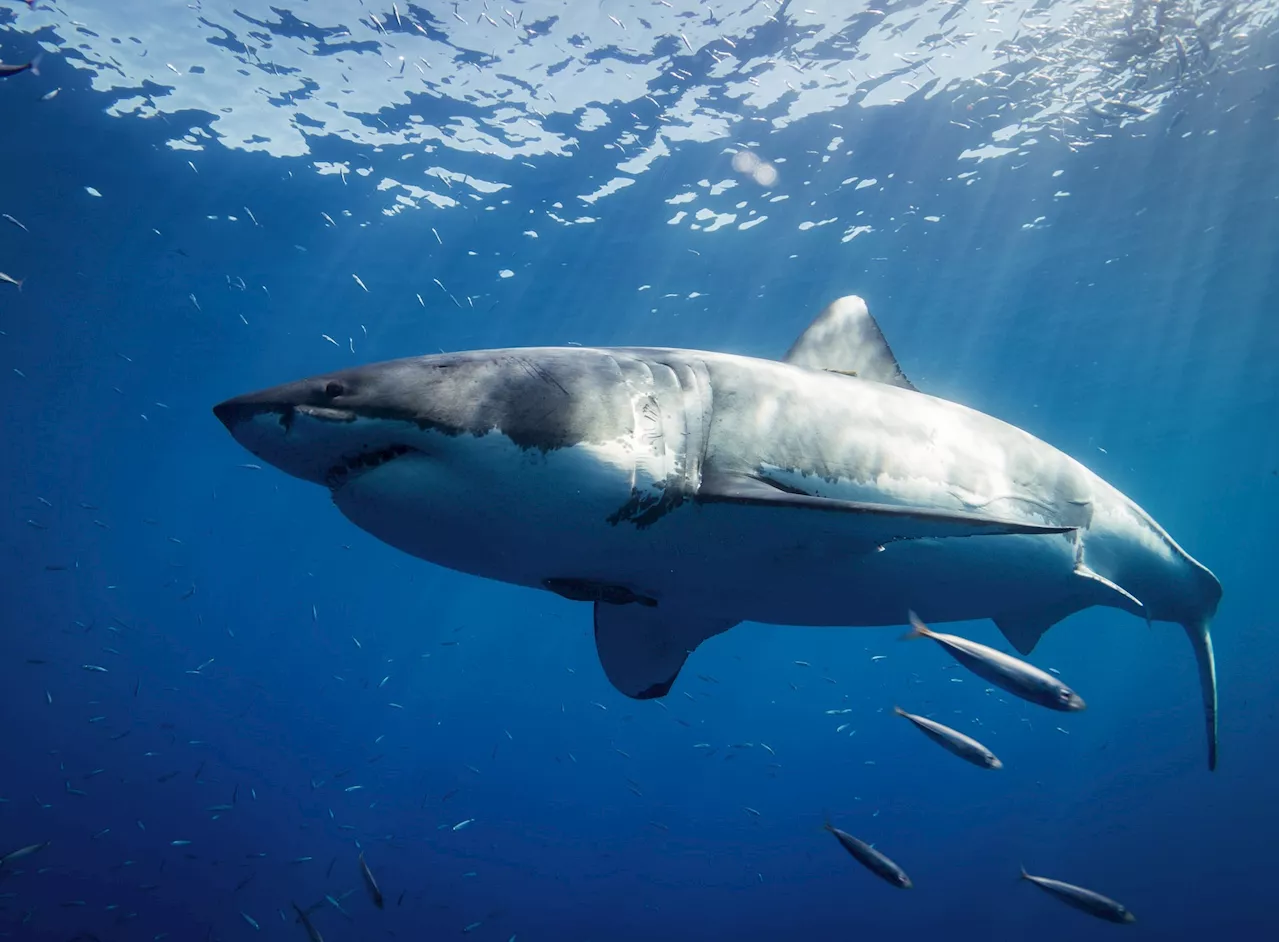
{"left": 1, "top": 11, "right": 1276, "bottom": 942}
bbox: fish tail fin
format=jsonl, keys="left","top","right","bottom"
{"left": 30, "top": 53, "right": 42, "bottom": 77}
{"left": 892, "top": 705, "right": 907, "bottom": 717}
{"left": 1182, "top": 618, "right": 1218, "bottom": 771}
{"left": 1019, "top": 863, "right": 1029, "bottom": 880}
{"left": 900, "top": 610, "right": 931, "bottom": 641}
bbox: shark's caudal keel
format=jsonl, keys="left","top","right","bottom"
{"left": 214, "top": 296, "right": 1223, "bottom": 769}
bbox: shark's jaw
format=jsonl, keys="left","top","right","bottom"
{"left": 323, "top": 443, "right": 417, "bottom": 492}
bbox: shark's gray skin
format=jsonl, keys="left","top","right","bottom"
{"left": 213, "top": 296, "right": 1222, "bottom": 769}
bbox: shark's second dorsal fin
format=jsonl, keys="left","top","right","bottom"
{"left": 783, "top": 295, "right": 916, "bottom": 390}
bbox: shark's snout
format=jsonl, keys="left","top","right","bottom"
{"left": 213, "top": 377, "right": 423, "bottom": 490}
{"left": 213, "top": 396, "right": 260, "bottom": 431}
{"left": 212, "top": 387, "right": 311, "bottom": 480}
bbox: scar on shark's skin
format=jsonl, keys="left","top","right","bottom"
{"left": 215, "top": 295, "right": 1222, "bottom": 770}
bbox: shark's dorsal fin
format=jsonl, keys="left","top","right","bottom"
{"left": 783, "top": 295, "right": 916, "bottom": 390}
{"left": 593, "top": 602, "right": 736, "bottom": 700}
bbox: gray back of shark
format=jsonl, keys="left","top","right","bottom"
{"left": 213, "top": 295, "right": 1222, "bottom": 768}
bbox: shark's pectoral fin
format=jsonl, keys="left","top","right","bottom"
{"left": 592, "top": 602, "right": 737, "bottom": 700}
{"left": 697, "top": 469, "right": 1075, "bottom": 546}
{"left": 1183, "top": 620, "right": 1218, "bottom": 771}
{"left": 783, "top": 295, "right": 917, "bottom": 390}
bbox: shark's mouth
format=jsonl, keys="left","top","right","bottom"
{"left": 325, "top": 444, "right": 416, "bottom": 490}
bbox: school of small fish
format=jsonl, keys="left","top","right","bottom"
{"left": 823, "top": 613, "right": 1135, "bottom": 924}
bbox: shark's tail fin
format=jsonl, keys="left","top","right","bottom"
{"left": 1182, "top": 619, "right": 1218, "bottom": 771}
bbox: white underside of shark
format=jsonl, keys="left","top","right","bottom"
{"left": 214, "top": 296, "right": 1222, "bottom": 769}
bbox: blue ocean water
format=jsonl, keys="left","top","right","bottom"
{"left": 1, "top": 2, "right": 1276, "bottom": 940}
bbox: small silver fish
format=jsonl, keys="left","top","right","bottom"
{"left": 291, "top": 901, "right": 325, "bottom": 942}
{"left": 0, "top": 272, "right": 23, "bottom": 291}
{"left": 358, "top": 852, "right": 383, "bottom": 909}
{"left": 0, "top": 841, "right": 49, "bottom": 868}
{"left": 0, "top": 53, "right": 41, "bottom": 78}
{"left": 1021, "top": 866, "right": 1136, "bottom": 923}
{"left": 824, "top": 822, "right": 911, "bottom": 888}
{"left": 894, "top": 707, "right": 1002, "bottom": 769}
{"left": 904, "top": 612, "right": 1085, "bottom": 712}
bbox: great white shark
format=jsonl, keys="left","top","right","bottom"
{"left": 213, "top": 296, "right": 1222, "bottom": 769}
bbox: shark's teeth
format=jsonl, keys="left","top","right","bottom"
{"left": 326, "top": 444, "right": 413, "bottom": 489}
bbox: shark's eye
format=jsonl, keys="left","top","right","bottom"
{"left": 325, "top": 381, "right": 345, "bottom": 398}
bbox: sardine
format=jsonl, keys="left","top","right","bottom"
{"left": 0, "top": 841, "right": 50, "bottom": 868}
{"left": 291, "top": 901, "right": 325, "bottom": 942}
{"left": 823, "top": 823, "right": 911, "bottom": 888}
{"left": 904, "top": 612, "right": 1085, "bottom": 712}
{"left": 894, "top": 706, "right": 1002, "bottom": 769}
{"left": 1021, "top": 866, "right": 1136, "bottom": 923}
{"left": 358, "top": 851, "right": 384, "bottom": 909}
{"left": 0, "top": 54, "right": 41, "bottom": 79}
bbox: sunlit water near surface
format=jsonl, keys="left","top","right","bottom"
{"left": 1, "top": 2, "right": 1276, "bottom": 940}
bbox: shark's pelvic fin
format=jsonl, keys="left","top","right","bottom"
{"left": 994, "top": 557, "right": 1146, "bottom": 655}
{"left": 1070, "top": 530, "right": 1146, "bottom": 619}
{"left": 783, "top": 295, "right": 917, "bottom": 390}
{"left": 1074, "top": 563, "right": 1146, "bottom": 617}
{"left": 1183, "top": 619, "right": 1218, "bottom": 771}
{"left": 993, "top": 601, "right": 1080, "bottom": 656}
{"left": 697, "top": 469, "right": 1075, "bottom": 546}
{"left": 592, "top": 602, "right": 736, "bottom": 700}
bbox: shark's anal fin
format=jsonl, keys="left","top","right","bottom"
{"left": 592, "top": 602, "right": 736, "bottom": 700}
{"left": 1183, "top": 620, "right": 1218, "bottom": 771}
{"left": 697, "top": 469, "right": 1075, "bottom": 545}
{"left": 783, "top": 295, "right": 916, "bottom": 390}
